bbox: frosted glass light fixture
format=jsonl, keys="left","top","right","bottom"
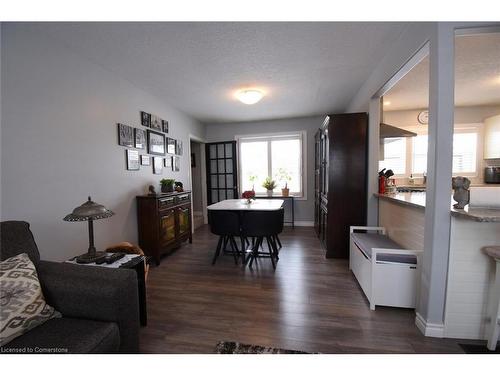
{"left": 236, "top": 89, "right": 264, "bottom": 105}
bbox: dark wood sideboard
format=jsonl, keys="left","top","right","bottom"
{"left": 136, "top": 191, "right": 192, "bottom": 265}
{"left": 314, "top": 113, "right": 368, "bottom": 259}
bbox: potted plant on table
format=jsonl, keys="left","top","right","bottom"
{"left": 275, "top": 168, "right": 292, "bottom": 197}
{"left": 262, "top": 177, "right": 277, "bottom": 197}
{"left": 160, "top": 178, "right": 175, "bottom": 193}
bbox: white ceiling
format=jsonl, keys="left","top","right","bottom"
{"left": 22, "top": 22, "right": 407, "bottom": 123}
{"left": 384, "top": 32, "right": 500, "bottom": 111}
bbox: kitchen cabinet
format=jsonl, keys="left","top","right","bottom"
{"left": 314, "top": 113, "right": 368, "bottom": 258}
{"left": 137, "top": 191, "right": 192, "bottom": 264}
{"left": 484, "top": 114, "right": 500, "bottom": 159}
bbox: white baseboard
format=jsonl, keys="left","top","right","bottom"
{"left": 285, "top": 220, "right": 314, "bottom": 227}
{"left": 415, "top": 312, "right": 445, "bottom": 338}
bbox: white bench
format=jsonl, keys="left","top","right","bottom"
{"left": 349, "top": 226, "right": 423, "bottom": 310}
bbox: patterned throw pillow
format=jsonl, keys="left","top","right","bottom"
{"left": 0, "top": 253, "right": 60, "bottom": 346}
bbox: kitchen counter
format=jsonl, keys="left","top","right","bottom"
{"left": 375, "top": 192, "right": 500, "bottom": 222}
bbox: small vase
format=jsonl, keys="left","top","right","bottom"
{"left": 281, "top": 188, "right": 289, "bottom": 197}
{"left": 266, "top": 190, "right": 273, "bottom": 197}
{"left": 161, "top": 184, "right": 174, "bottom": 193}
{"left": 246, "top": 198, "right": 253, "bottom": 204}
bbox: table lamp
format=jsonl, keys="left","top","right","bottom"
{"left": 63, "top": 196, "right": 115, "bottom": 263}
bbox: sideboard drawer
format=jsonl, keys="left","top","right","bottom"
{"left": 158, "top": 196, "right": 175, "bottom": 210}
{"left": 176, "top": 193, "right": 190, "bottom": 204}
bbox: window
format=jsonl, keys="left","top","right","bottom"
{"left": 412, "top": 134, "right": 428, "bottom": 175}
{"left": 379, "top": 137, "right": 406, "bottom": 175}
{"left": 453, "top": 132, "right": 477, "bottom": 174}
{"left": 238, "top": 132, "right": 304, "bottom": 196}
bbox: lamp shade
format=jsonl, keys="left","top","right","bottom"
{"left": 63, "top": 196, "right": 114, "bottom": 222}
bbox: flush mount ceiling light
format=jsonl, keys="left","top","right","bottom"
{"left": 236, "top": 89, "right": 264, "bottom": 105}
{"left": 383, "top": 101, "right": 391, "bottom": 106}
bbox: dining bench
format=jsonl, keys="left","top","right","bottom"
{"left": 349, "top": 226, "right": 423, "bottom": 310}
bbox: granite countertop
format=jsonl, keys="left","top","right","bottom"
{"left": 375, "top": 192, "right": 500, "bottom": 223}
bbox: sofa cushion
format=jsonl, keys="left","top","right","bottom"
{"left": 3, "top": 317, "right": 120, "bottom": 353}
{"left": 0, "top": 221, "right": 40, "bottom": 265}
{"left": 0, "top": 253, "right": 60, "bottom": 346}
{"left": 351, "top": 233, "right": 417, "bottom": 265}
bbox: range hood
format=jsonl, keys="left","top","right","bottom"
{"left": 380, "top": 123, "right": 417, "bottom": 138}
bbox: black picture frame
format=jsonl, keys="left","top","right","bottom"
{"left": 140, "top": 111, "right": 151, "bottom": 127}
{"left": 134, "top": 128, "right": 146, "bottom": 149}
{"left": 150, "top": 114, "right": 162, "bottom": 131}
{"left": 167, "top": 138, "right": 176, "bottom": 154}
{"left": 140, "top": 155, "right": 150, "bottom": 166}
{"left": 164, "top": 156, "right": 172, "bottom": 168}
{"left": 153, "top": 157, "right": 163, "bottom": 174}
{"left": 162, "top": 120, "right": 169, "bottom": 133}
{"left": 175, "top": 140, "right": 183, "bottom": 156}
{"left": 126, "top": 149, "right": 140, "bottom": 171}
{"left": 172, "top": 156, "right": 180, "bottom": 172}
{"left": 147, "top": 130, "right": 166, "bottom": 156}
{"left": 118, "top": 123, "right": 134, "bottom": 147}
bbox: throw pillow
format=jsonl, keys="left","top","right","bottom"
{"left": 0, "top": 253, "right": 60, "bottom": 346}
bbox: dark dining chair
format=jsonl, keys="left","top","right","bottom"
{"left": 208, "top": 210, "right": 242, "bottom": 265}
{"left": 241, "top": 208, "right": 284, "bottom": 269}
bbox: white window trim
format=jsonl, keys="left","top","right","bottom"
{"left": 235, "top": 130, "right": 307, "bottom": 201}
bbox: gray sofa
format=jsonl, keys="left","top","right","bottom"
{"left": 0, "top": 221, "right": 140, "bottom": 353}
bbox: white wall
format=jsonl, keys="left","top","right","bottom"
{"left": 1, "top": 24, "right": 205, "bottom": 261}
{"left": 205, "top": 115, "right": 323, "bottom": 223}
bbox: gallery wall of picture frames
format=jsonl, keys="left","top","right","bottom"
{"left": 118, "top": 111, "right": 183, "bottom": 174}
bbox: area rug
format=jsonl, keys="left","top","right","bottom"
{"left": 215, "top": 341, "right": 316, "bottom": 354}
{"left": 459, "top": 343, "right": 500, "bottom": 354}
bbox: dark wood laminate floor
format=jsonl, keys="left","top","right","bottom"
{"left": 140, "top": 225, "right": 466, "bottom": 354}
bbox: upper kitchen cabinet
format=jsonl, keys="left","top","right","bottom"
{"left": 484, "top": 114, "right": 500, "bottom": 159}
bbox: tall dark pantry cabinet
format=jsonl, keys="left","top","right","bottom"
{"left": 314, "top": 113, "right": 368, "bottom": 258}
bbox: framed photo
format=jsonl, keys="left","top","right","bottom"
{"left": 147, "top": 130, "right": 166, "bottom": 155}
{"left": 191, "top": 153, "right": 196, "bottom": 168}
{"left": 164, "top": 156, "right": 172, "bottom": 168}
{"left": 140, "top": 155, "right": 150, "bottom": 166}
{"left": 176, "top": 140, "right": 183, "bottom": 156}
{"left": 150, "top": 114, "right": 162, "bottom": 131}
{"left": 172, "top": 156, "right": 180, "bottom": 172}
{"left": 167, "top": 138, "right": 176, "bottom": 154}
{"left": 140, "top": 111, "right": 151, "bottom": 127}
{"left": 162, "top": 120, "right": 169, "bottom": 133}
{"left": 126, "top": 149, "right": 140, "bottom": 171}
{"left": 134, "top": 128, "right": 146, "bottom": 149}
{"left": 117, "top": 123, "right": 134, "bottom": 147}
{"left": 153, "top": 157, "right": 163, "bottom": 174}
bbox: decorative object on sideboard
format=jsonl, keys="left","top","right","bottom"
{"left": 117, "top": 123, "right": 134, "bottom": 147}
{"left": 242, "top": 190, "right": 256, "bottom": 204}
{"left": 162, "top": 120, "right": 169, "bottom": 133}
{"left": 126, "top": 149, "right": 140, "bottom": 171}
{"left": 262, "top": 177, "right": 277, "bottom": 197}
{"left": 140, "top": 155, "right": 151, "bottom": 166}
{"left": 63, "top": 196, "right": 115, "bottom": 264}
{"left": 176, "top": 140, "right": 183, "bottom": 156}
{"left": 452, "top": 176, "right": 471, "bottom": 209}
{"left": 160, "top": 178, "right": 175, "bottom": 193}
{"left": 140, "top": 111, "right": 151, "bottom": 127}
{"left": 134, "top": 128, "right": 146, "bottom": 149}
{"left": 148, "top": 185, "right": 157, "bottom": 195}
{"left": 153, "top": 157, "right": 163, "bottom": 174}
{"left": 172, "top": 156, "right": 180, "bottom": 172}
{"left": 147, "top": 129, "right": 166, "bottom": 156}
{"left": 167, "top": 138, "right": 176, "bottom": 154}
{"left": 174, "top": 181, "right": 184, "bottom": 192}
{"left": 164, "top": 156, "right": 173, "bottom": 169}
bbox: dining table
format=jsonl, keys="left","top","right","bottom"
{"left": 207, "top": 199, "right": 284, "bottom": 264}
